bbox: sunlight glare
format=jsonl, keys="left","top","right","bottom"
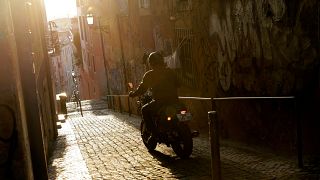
{"left": 44, "top": 0, "right": 77, "bottom": 21}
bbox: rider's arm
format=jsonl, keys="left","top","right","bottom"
{"left": 130, "top": 71, "right": 152, "bottom": 97}
{"left": 130, "top": 82, "right": 147, "bottom": 97}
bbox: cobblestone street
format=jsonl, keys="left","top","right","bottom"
{"left": 48, "top": 100, "right": 320, "bottom": 179}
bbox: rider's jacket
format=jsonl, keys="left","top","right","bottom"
{"left": 131, "top": 67, "right": 180, "bottom": 104}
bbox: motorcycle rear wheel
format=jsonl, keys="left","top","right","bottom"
{"left": 140, "top": 120, "right": 157, "bottom": 151}
{"left": 172, "top": 123, "right": 193, "bottom": 159}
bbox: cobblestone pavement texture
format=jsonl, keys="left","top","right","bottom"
{"left": 48, "top": 100, "right": 320, "bottom": 179}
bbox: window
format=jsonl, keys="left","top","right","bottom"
{"left": 87, "top": 82, "right": 90, "bottom": 98}
{"left": 175, "top": 28, "right": 197, "bottom": 87}
{"left": 87, "top": 52, "right": 90, "bottom": 67}
{"left": 176, "top": 0, "right": 192, "bottom": 11}
{"left": 139, "top": 0, "right": 150, "bottom": 8}
{"left": 80, "top": 0, "right": 89, "bottom": 6}
{"left": 79, "top": 17, "right": 84, "bottom": 40}
{"left": 92, "top": 55, "right": 96, "bottom": 72}
{"left": 82, "top": 16, "right": 88, "bottom": 41}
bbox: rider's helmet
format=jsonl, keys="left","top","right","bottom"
{"left": 148, "top": 51, "right": 165, "bottom": 68}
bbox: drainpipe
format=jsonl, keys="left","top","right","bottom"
{"left": 116, "top": 14, "right": 128, "bottom": 94}
{"left": 116, "top": 14, "right": 130, "bottom": 113}
{"left": 97, "top": 17, "right": 111, "bottom": 97}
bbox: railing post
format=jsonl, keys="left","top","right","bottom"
{"left": 109, "top": 96, "right": 112, "bottom": 110}
{"left": 112, "top": 96, "right": 115, "bottom": 111}
{"left": 119, "top": 96, "right": 122, "bottom": 113}
{"left": 208, "top": 111, "right": 221, "bottom": 180}
{"left": 79, "top": 98, "right": 83, "bottom": 117}
{"left": 107, "top": 96, "right": 111, "bottom": 109}
{"left": 127, "top": 96, "right": 131, "bottom": 116}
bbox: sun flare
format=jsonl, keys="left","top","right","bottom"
{"left": 44, "top": 0, "right": 77, "bottom": 21}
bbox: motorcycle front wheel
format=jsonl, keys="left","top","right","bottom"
{"left": 172, "top": 123, "right": 193, "bottom": 159}
{"left": 140, "top": 120, "right": 157, "bottom": 151}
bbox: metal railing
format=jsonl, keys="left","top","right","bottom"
{"left": 179, "top": 96, "right": 299, "bottom": 180}
{"left": 104, "top": 95, "right": 302, "bottom": 180}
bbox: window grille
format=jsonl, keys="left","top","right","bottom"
{"left": 80, "top": 0, "right": 88, "bottom": 6}
{"left": 139, "top": 0, "right": 150, "bottom": 8}
{"left": 176, "top": 0, "right": 192, "bottom": 12}
{"left": 175, "top": 28, "right": 197, "bottom": 87}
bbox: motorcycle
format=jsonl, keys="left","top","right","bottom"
{"left": 137, "top": 93, "right": 198, "bottom": 159}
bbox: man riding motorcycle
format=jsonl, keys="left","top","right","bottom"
{"left": 129, "top": 51, "right": 180, "bottom": 137}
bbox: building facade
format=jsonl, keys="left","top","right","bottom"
{"left": 0, "top": 0, "right": 58, "bottom": 179}
{"left": 75, "top": 0, "right": 110, "bottom": 100}
{"left": 49, "top": 18, "right": 79, "bottom": 102}
{"left": 76, "top": 0, "right": 320, "bottom": 156}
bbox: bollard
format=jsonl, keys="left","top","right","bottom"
{"left": 208, "top": 111, "right": 221, "bottom": 180}
{"left": 78, "top": 98, "right": 83, "bottom": 117}
{"left": 56, "top": 94, "right": 61, "bottom": 113}
{"left": 295, "top": 100, "right": 303, "bottom": 168}
{"left": 59, "top": 94, "right": 67, "bottom": 114}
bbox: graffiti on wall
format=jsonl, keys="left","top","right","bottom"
{"left": 109, "top": 66, "right": 125, "bottom": 94}
{"left": 204, "top": 0, "right": 319, "bottom": 96}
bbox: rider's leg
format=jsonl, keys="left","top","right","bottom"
{"left": 141, "top": 100, "right": 157, "bottom": 134}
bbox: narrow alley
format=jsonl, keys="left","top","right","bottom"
{"left": 2, "top": 1, "right": 320, "bottom": 179}
{"left": 48, "top": 100, "right": 319, "bottom": 179}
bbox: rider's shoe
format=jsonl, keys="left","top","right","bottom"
{"left": 147, "top": 135, "right": 154, "bottom": 144}
{"left": 147, "top": 131, "right": 158, "bottom": 144}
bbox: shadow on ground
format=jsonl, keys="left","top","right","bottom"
{"left": 149, "top": 150, "right": 212, "bottom": 179}
{"left": 48, "top": 135, "right": 67, "bottom": 180}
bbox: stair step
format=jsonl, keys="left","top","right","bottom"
{"left": 56, "top": 122, "right": 62, "bottom": 129}
{"left": 58, "top": 114, "right": 66, "bottom": 123}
